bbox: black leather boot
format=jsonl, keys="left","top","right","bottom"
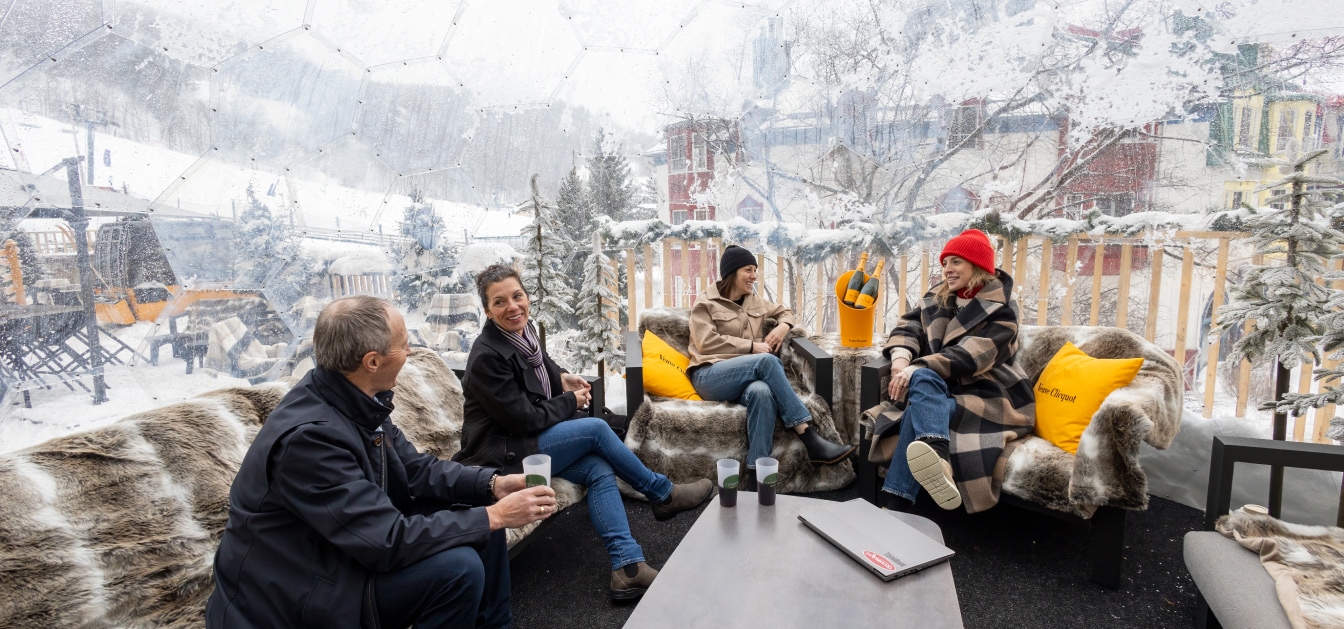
{"left": 796, "top": 425, "right": 855, "bottom": 465}
{"left": 740, "top": 467, "right": 757, "bottom": 492}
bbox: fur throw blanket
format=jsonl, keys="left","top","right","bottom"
{"left": 0, "top": 351, "right": 581, "bottom": 628}
{"left": 1000, "top": 326, "right": 1183, "bottom": 517}
{"left": 626, "top": 308, "right": 854, "bottom": 494}
{"left": 1217, "top": 512, "right": 1344, "bottom": 629}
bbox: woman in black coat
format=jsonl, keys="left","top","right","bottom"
{"left": 454, "top": 264, "right": 715, "bottom": 600}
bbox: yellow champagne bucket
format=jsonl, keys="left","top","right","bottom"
{"left": 834, "top": 270, "right": 876, "bottom": 348}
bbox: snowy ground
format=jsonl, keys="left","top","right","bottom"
{"left": 0, "top": 322, "right": 252, "bottom": 454}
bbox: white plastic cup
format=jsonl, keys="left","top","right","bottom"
{"left": 523, "top": 454, "right": 551, "bottom": 488}
{"left": 717, "top": 459, "right": 741, "bottom": 490}
{"left": 756, "top": 457, "right": 779, "bottom": 506}
{"left": 717, "top": 458, "right": 740, "bottom": 508}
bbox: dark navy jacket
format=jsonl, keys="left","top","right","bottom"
{"left": 205, "top": 367, "right": 498, "bottom": 628}
{"left": 453, "top": 319, "right": 577, "bottom": 474}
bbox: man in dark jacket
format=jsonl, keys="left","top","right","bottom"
{"left": 206, "top": 296, "right": 555, "bottom": 629}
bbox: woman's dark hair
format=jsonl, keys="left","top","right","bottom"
{"left": 475, "top": 263, "right": 525, "bottom": 308}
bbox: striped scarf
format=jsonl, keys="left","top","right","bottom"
{"left": 497, "top": 319, "right": 552, "bottom": 399}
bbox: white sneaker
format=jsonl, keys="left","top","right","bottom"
{"left": 906, "top": 440, "right": 961, "bottom": 510}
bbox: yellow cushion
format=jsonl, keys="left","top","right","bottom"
{"left": 641, "top": 331, "right": 702, "bottom": 400}
{"left": 1033, "top": 342, "right": 1143, "bottom": 455}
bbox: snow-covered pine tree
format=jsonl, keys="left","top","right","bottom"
{"left": 587, "top": 128, "right": 635, "bottom": 222}
{"left": 570, "top": 233, "right": 623, "bottom": 373}
{"left": 234, "top": 185, "right": 310, "bottom": 299}
{"left": 1275, "top": 177, "right": 1344, "bottom": 423}
{"left": 555, "top": 166, "right": 595, "bottom": 236}
{"left": 1216, "top": 147, "right": 1344, "bottom": 437}
{"left": 520, "top": 174, "right": 575, "bottom": 338}
{"left": 394, "top": 194, "right": 456, "bottom": 311}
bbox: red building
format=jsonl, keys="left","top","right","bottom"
{"left": 664, "top": 119, "right": 739, "bottom": 225}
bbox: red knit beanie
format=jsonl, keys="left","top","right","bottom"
{"left": 939, "top": 229, "right": 996, "bottom": 274}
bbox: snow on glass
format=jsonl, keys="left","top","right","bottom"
{"left": 0, "top": 0, "right": 1342, "bottom": 450}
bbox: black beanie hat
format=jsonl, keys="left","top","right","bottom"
{"left": 719, "top": 245, "right": 757, "bottom": 280}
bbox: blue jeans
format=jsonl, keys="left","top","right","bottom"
{"left": 882, "top": 369, "right": 956, "bottom": 501}
{"left": 375, "top": 527, "right": 511, "bottom": 629}
{"left": 690, "top": 354, "right": 813, "bottom": 467}
{"left": 537, "top": 417, "right": 674, "bottom": 570}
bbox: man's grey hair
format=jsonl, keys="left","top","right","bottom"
{"left": 313, "top": 295, "right": 394, "bottom": 373}
{"left": 475, "top": 263, "right": 524, "bottom": 308}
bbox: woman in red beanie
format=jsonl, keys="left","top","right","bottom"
{"left": 866, "top": 229, "right": 1036, "bottom": 512}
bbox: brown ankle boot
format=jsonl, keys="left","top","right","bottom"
{"left": 650, "top": 479, "right": 716, "bottom": 522}
{"left": 611, "top": 562, "right": 658, "bottom": 600}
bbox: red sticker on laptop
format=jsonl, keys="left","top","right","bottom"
{"left": 864, "top": 550, "right": 895, "bottom": 571}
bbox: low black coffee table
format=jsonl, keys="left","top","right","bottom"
{"left": 624, "top": 493, "right": 962, "bottom": 628}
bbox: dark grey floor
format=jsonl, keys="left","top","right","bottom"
{"left": 509, "top": 485, "right": 1204, "bottom": 629}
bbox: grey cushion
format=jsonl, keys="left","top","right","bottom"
{"left": 1184, "top": 531, "right": 1292, "bottom": 629}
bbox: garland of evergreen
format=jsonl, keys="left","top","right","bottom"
{"left": 596, "top": 208, "right": 1216, "bottom": 263}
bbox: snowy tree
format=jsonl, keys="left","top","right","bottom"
{"left": 1216, "top": 147, "right": 1344, "bottom": 430}
{"left": 570, "top": 234, "right": 623, "bottom": 373}
{"left": 521, "top": 174, "right": 575, "bottom": 337}
{"left": 234, "top": 185, "right": 311, "bottom": 300}
{"left": 555, "top": 166, "right": 595, "bottom": 236}
{"left": 394, "top": 194, "right": 457, "bottom": 311}
{"left": 586, "top": 128, "right": 636, "bottom": 223}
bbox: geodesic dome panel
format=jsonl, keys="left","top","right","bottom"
{"left": 0, "top": 0, "right": 103, "bottom": 86}
{"left": 210, "top": 34, "right": 363, "bottom": 169}
{"left": 441, "top": 0, "right": 581, "bottom": 107}
{"left": 284, "top": 136, "right": 398, "bottom": 232}
{"left": 559, "top": 0, "right": 698, "bottom": 52}
{"left": 356, "top": 60, "right": 472, "bottom": 174}
{"left": 309, "top": 0, "right": 461, "bottom": 67}
{"left": 103, "top": 0, "right": 308, "bottom": 67}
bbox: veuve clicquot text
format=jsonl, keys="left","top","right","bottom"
{"left": 853, "top": 259, "right": 885, "bottom": 309}
{"left": 843, "top": 251, "right": 870, "bottom": 307}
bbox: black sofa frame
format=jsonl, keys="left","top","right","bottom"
{"left": 1193, "top": 435, "right": 1344, "bottom": 629}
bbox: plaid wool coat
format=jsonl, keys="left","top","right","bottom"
{"left": 866, "top": 270, "right": 1036, "bottom": 513}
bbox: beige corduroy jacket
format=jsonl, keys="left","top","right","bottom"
{"left": 687, "top": 283, "right": 796, "bottom": 370}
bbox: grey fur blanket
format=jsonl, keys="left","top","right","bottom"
{"left": 1217, "top": 512, "right": 1344, "bottom": 629}
{"left": 0, "top": 351, "right": 582, "bottom": 629}
{"left": 626, "top": 308, "right": 854, "bottom": 494}
{"left": 1000, "top": 326, "right": 1183, "bottom": 517}
{"left": 861, "top": 325, "right": 1183, "bottom": 517}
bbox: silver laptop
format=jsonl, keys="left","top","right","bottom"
{"left": 797, "top": 499, "right": 954, "bottom": 581}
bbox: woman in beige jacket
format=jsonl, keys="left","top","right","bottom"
{"left": 687, "top": 245, "right": 855, "bottom": 488}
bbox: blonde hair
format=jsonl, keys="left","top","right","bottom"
{"left": 934, "top": 265, "right": 996, "bottom": 307}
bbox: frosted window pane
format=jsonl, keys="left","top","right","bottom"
{"left": 103, "top": 0, "right": 307, "bottom": 67}
{"left": 357, "top": 62, "right": 472, "bottom": 174}
{"left": 0, "top": 0, "right": 102, "bottom": 85}
{"left": 558, "top": 0, "right": 697, "bottom": 51}
{"left": 285, "top": 137, "right": 398, "bottom": 233}
{"left": 211, "top": 35, "right": 363, "bottom": 169}
{"left": 440, "top": 0, "right": 581, "bottom": 107}
{"left": 310, "top": 0, "right": 461, "bottom": 67}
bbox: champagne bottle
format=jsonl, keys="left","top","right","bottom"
{"left": 842, "top": 252, "right": 870, "bottom": 306}
{"left": 853, "top": 259, "right": 885, "bottom": 309}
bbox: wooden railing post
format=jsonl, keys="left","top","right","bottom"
{"left": 1145, "top": 246, "right": 1164, "bottom": 342}
{"left": 1089, "top": 238, "right": 1105, "bottom": 326}
{"left": 643, "top": 244, "right": 654, "bottom": 311}
{"left": 662, "top": 240, "right": 674, "bottom": 308}
{"left": 1174, "top": 244, "right": 1195, "bottom": 379}
{"left": 1203, "top": 238, "right": 1230, "bottom": 419}
{"left": 625, "top": 248, "right": 637, "bottom": 332}
{"left": 679, "top": 239, "right": 690, "bottom": 307}
{"left": 1116, "top": 242, "right": 1133, "bottom": 329}
{"left": 1062, "top": 236, "right": 1079, "bottom": 326}
{"left": 1037, "top": 238, "right": 1052, "bottom": 326}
